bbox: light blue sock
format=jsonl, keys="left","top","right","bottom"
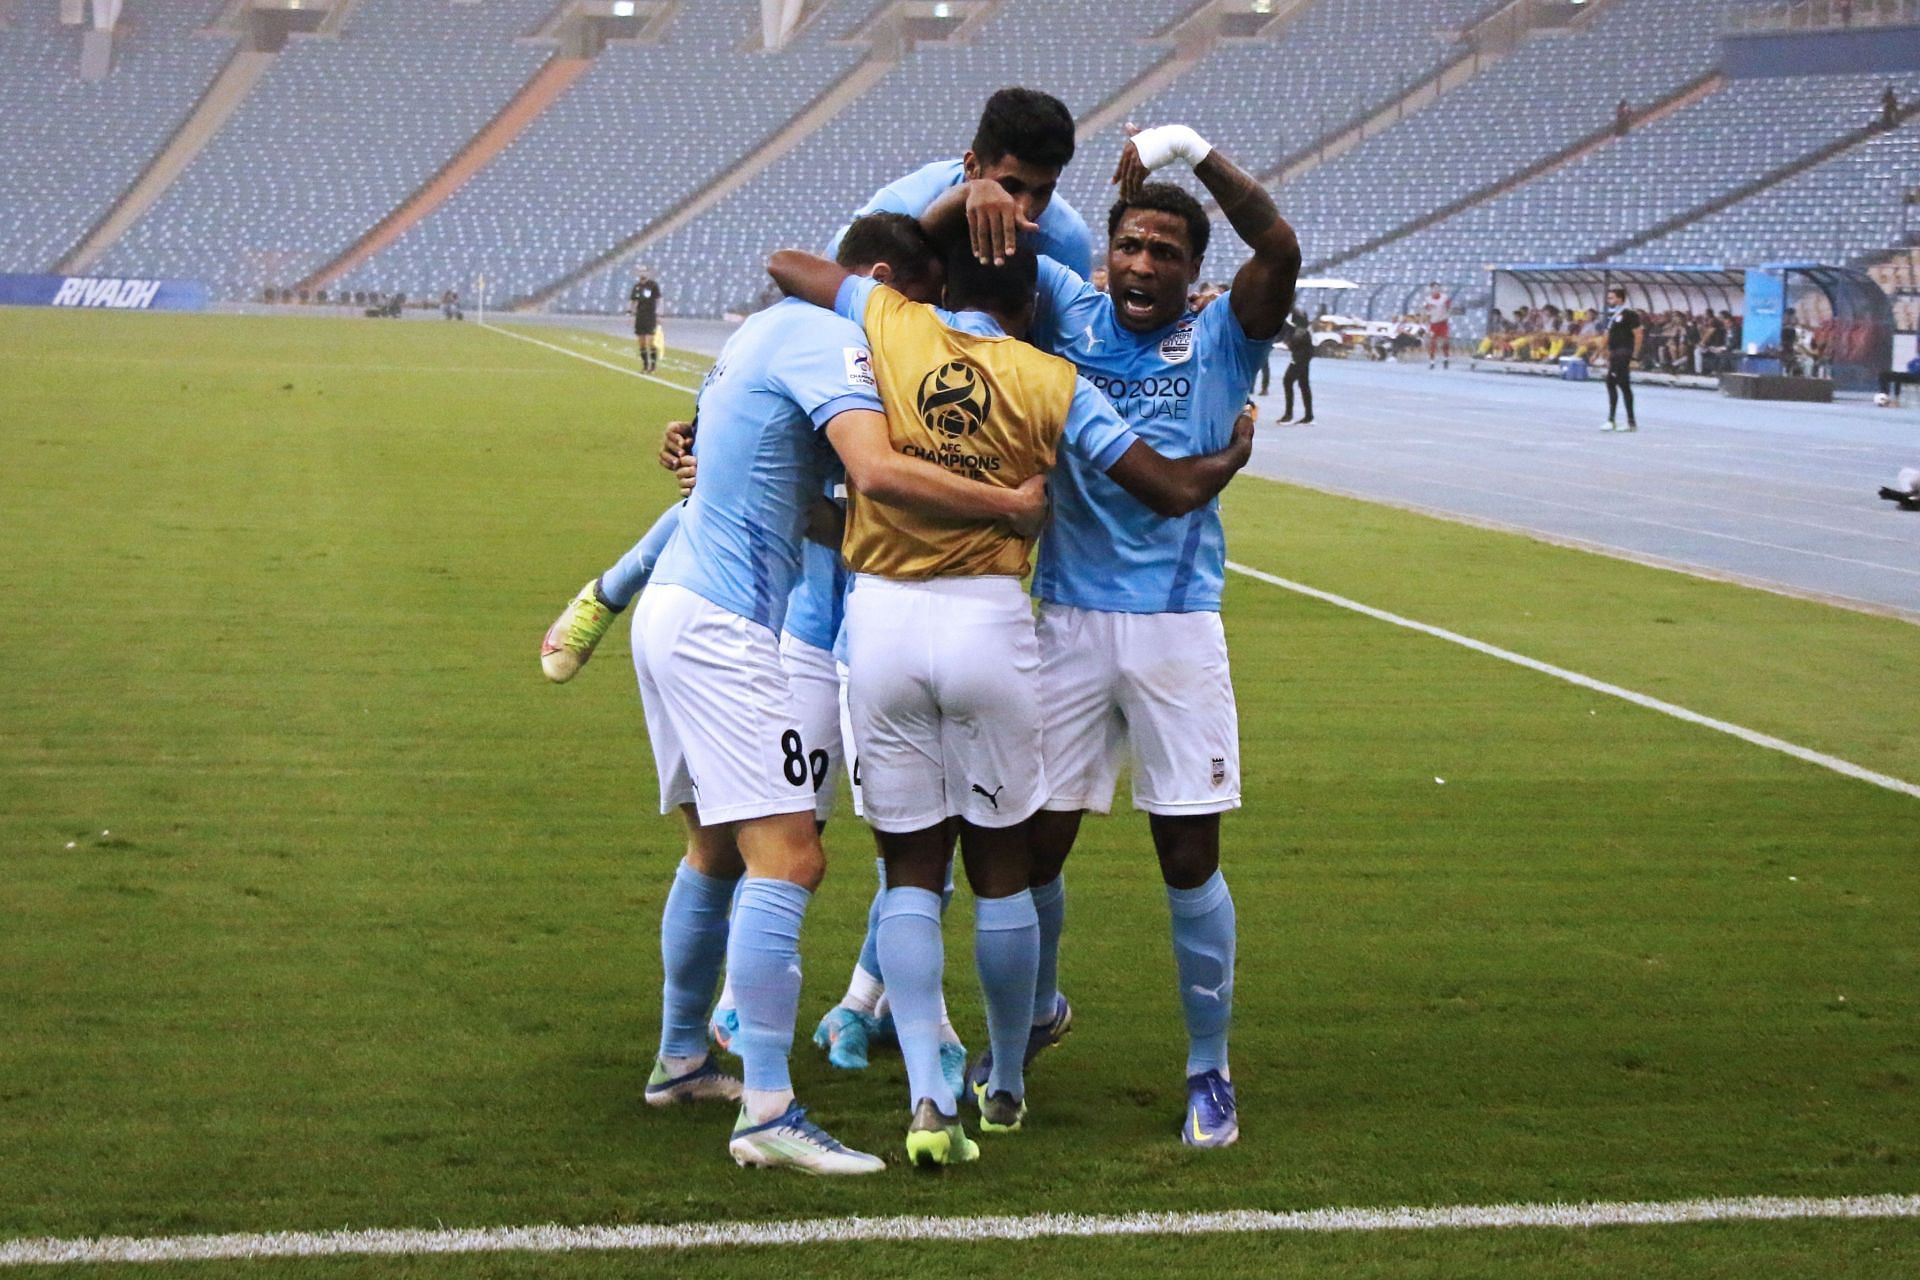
{"left": 1167, "top": 871, "right": 1235, "bottom": 1077}
{"left": 658, "top": 860, "right": 737, "bottom": 1062}
{"left": 598, "top": 504, "right": 682, "bottom": 608}
{"left": 728, "top": 878, "right": 812, "bottom": 1094}
{"left": 875, "top": 886, "right": 949, "bottom": 1113}
{"left": 854, "top": 856, "right": 885, "bottom": 986}
{"left": 1030, "top": 874, "right": 1065, "bottom": 1025}
{"left": 975, "top": 890, "right": 1039, "bottom": 1100}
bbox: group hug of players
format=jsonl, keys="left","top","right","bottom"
{"left": 538, "top": 88, "right": 1301, "bottom": 1173}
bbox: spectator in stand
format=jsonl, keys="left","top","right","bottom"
{"left": 1839, "top": 0, "right": 1853, "bottom": 26}
{"left": 1725, "top": 310, "right": 1742, "bottom": 352}
{"left": 1882, "top": 86, "right": 1900, "bottom": 131}
{"left": 1615, "top": 98, "right": 1632, "bottom": 137}
{"left": 1780, "top": 307, "right": 1802, "bottom": 375}
{"left": 1091, "top": 266, "right": 1109, "bottom": 293}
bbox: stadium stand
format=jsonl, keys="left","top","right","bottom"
{"left": 95, "top": 0, "right": 553, "bottom": 296}
{"left": 1627, "top": 113, "right": 1920, "bottom": 269}
{"left": 1056, "top": 0, "right": 1505, "bottom": 229}
{"left": 338, "top": 0, "right": 867, "bottom": 308}
{"left": 0, "top": 0, "right": 233, "bottom": 274}
{"left": 1331, "top": 72, "right": 1920, "bottom": 314}
{"left": 558, "top": 0, "right": 1173, "bottom": 317}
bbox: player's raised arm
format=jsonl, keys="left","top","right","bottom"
{"left": 918, "top": 179, "right": 1040, "bottom": 267}
{"left": 1116, "top": 126, "right": 1299, "bottom": 341}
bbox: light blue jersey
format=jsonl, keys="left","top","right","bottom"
{"left": 1028, "top": 258, "right": 1275, "bottom": 614}
{"left": 833, "top": 274, "right": 1140, "bottom": 477}
{"left": 782, "top": 517, "right": 849, "bottom": 653}
{"left": 842, "top": 159, "right": 1096, "bottom": 279}
{"left": 648, "top": 298, "right": 882, "bottom": 632}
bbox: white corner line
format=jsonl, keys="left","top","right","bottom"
{"left": 479, "top": 320, "right": 702, "bottom": 395}
{"left": 1226, "top": 560, "right": 1920, "bottom": 801}
{"left": 4, "top": 1194, "right": 1916, "bottom": 1266}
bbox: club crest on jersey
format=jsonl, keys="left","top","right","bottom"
{"left": 843, "top": 346, "right": 876, "bottom": 390}
{"left": 916, "top": 360, "right": 992, "bottom": 438}
{"left": 1159, "top": 324, "right": 1194, "bottom": 365}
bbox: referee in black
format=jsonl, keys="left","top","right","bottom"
{"left": 1601, "top": 287, "right": 1641, "bottom": 432}
{"left": 629, "top": 267, "right": 661, "bottom": 372}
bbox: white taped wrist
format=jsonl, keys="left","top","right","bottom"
{"left": 1130, "top": 124, "right": 1213, "bottom": 171}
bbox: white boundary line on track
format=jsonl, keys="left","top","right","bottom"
{"left": 481, "top": 321, "right": 1920, "bottom": 802}
{"left": 1227, "top": 560, "right": 1920, "bottom": 800}
{"left": 4, "top": 1194, "right": 1916, "bottom": 1266}
{"left": 479, "top": 319, "right": 703, "bottom": 394}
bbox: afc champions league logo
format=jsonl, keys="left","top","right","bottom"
{"left": 915, "top": 360, "right": 992, "bottom": 439}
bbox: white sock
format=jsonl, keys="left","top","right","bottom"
{"left": 937, "top": 993, "right": 962, "bottom": 1047}
{"left": 743, "top": 1087, "right": 795, "bottom": 1124}
{"left": 840, "top": 965, "right": 883, "bottom": 1015}
{"left": 873, "top": 990, "right": 891, "bottom": 1022}
{"left": 714, "top": 974, "right": 735, "bottom": 1015}
{"left": 660, "top": 1053, "right": 706, "bottom": 1078}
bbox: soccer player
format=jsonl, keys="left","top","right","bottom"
{"left": 629, "top": 267, "right": 661, "bottom": 372}
{"left": 1601, "top": 287, "right": 1642, "bottom": 432}
{"left": 808, "top": 85, "right": 1096, "bottom": 1073}
{"left": 1422, "top": 281, "right": 1452, "bottom": 369}
{"left": 559, "top": 216, "right": 1046, "bottom": 1176}
{"left": 930, "top": 125, "right": 1298, "bottom": 1149}
{"left": 768, "top": 240, "right": 1254, "bottom": 1166}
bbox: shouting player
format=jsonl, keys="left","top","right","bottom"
{"left": 927, "top": 124, "right": 1298, "bottom": 1149}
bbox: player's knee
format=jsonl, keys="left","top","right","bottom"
{"left": 735, "top": 810, "right": 826, "bottom": 891}
{"left": 1150, "top": 813, "right": 1220, "bottom": 889}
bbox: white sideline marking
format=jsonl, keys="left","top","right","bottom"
{"left": 3, "top": 1195, "right": 1915, "bottom": 1266}
{"left": 475, "top": 329, "right": 1918, "bottom": 803}
{"left": 1226, "top": 561, "right": 1920, "bottom": 801}
{"left": 479, "top": 321, "right": 702, "bottom": 394}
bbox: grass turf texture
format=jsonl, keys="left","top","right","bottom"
{"left": 2, "top": 312, "right": 1916, "bottom": 1271}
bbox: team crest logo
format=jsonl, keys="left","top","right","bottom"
{"left": 1209, "top": 756, "right": 1227, "bottom": 786}
{"left": 915, "top": 360, "right": 992, "bottom": 438}
{"left": 1159, "top": 324, "right": 1194, "bottom": 365}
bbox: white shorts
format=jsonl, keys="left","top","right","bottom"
{"left": 631, "top": 583, "right": 819, "bottom": 826}
{"left": 1037, "top": 602, "right": 1240, "bottom": 816}
{"left": 835, "top": 659, "right": 865, "bottom": 819}
{"left": 844, "top": 575, "right": 1045, "bottom": 833}
{"left": 779, "top": 631, "right": 845, "bottom": 823}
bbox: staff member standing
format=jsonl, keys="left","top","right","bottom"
{"left": 1279, "top": 308, "right": 1314, "bottom": 424}
{"left": 630, "top": 267, "right": 662, "bottom": 372}
{"left": 1601, "top": 286, "right": 1641, "bottom": 433}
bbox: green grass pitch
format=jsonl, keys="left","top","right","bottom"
{"left": 2, "top": 310, "right": 1916, "bottom": 1277}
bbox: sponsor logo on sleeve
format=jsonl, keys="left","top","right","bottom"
{"left": 843, "top": 347, "right": 876, "bottom": 390}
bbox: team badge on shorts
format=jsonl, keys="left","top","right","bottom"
{"left": 916, "top": 360, "right": 992, "bottom": 438}
{"left": 1210, "top": 756, "right": 1227, "bottom": 786}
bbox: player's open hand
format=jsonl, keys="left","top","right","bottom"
{"left": 966, "top": 179, "right": 1038, "bottom": 266}
{"left": 1112, "top": 124, "right": 1149, "bottom": 202}
{"left": 1006, "top": 473, "right": 1050, "bottom": 539}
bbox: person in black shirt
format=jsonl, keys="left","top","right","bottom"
{"left": 1601, "top": 287, "right": 1641, "bottom": 432}
{"left": 629, "top": 267, "right": 661, "bottom": 372}
{"left": 1279, "top": 308, "right": 1314, "bottom": 424}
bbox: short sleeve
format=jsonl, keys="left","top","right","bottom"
{"left": 834, "top": 274, "right": 883, "bottom": 327}
{"left": 1036, "top": 198, "right": 1095, "bottom": 278}
{"left": 1198, "top": 292, "right": 1276, "bottom": 390}
{"left": 767, "top": 315, "right": 884, "bottom": 430}
{"left": 1063, "top": 379, "right": 1139, "bottom": 472}
{"left": 1030, "top": 256, "right": 1107, "bottom": 356}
